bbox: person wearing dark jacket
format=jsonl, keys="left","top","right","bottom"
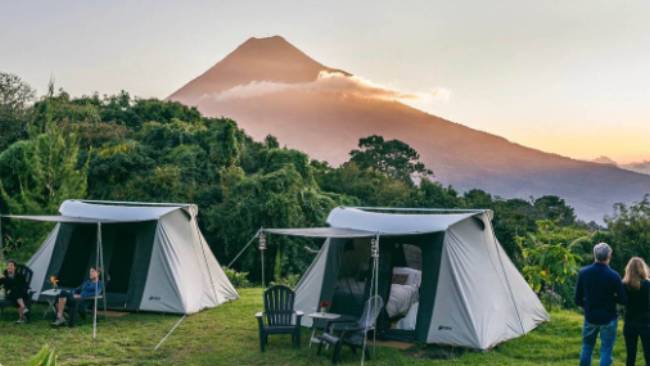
{"left": 0, "top": 260, "right": 29, "bottom": 324}
{"left": 623, "top": 257, "right": 650, "bottom": 366}
{"left": 576, "top": 242, "right": 627, "bottom": 366}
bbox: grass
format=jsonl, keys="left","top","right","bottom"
{"left": 0, "top": 288, "right": 641, "bottom": 365}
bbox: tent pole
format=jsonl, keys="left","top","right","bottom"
{"left": 99, "top": 224, "right": 107, "bottom": 315}
{"left": 259, "top": 232, "right": 267, "bottom": 288}
{"left": 93, "top": 222, "right": 101, "bottom": 340}
{"left": 0, "top": 216, "right": 4, "bottom": 263}
{"left": 372, "top": 235, "right": 380, "bottom": 358}
{"left": 362, "top": 234, "right": 380, "bottom": 366}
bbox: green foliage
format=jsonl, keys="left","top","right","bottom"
{"left": 0, "top": 123, "right": 88, "bottom": 259}
{"left": 0, "top": 72, "right": 35, "bottom": 151}
{"left": 207, "top": 161, "right": 343, "bottom": 282}
{"left": 534, "top": 196, "right": 577, "bottom": 226}
{"left": 603, "top": 195, "right": 650, "bottom": 273}
{"left": 539, "top": 289, "right": 565, "bottom": 311}
{"left": 27, "top": 345, "right": 58, "bottom": 366}
{"left": 517, "top": 220, "right": 590, "bottom": 307}
{"left": 269, "top": 273, "right": 302, "bottom": 289}
{"left": 223, "top": 267, "right": 252, "bottom": 288}
{"left": 349, "top": 135, "right": 432, "bottom": 184}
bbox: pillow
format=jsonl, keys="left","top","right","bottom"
{"left": 392, "top": 273, "right": 409, "bottom": 285}
{"left": 393, "top": 267, "right": 422, "bottom": 287}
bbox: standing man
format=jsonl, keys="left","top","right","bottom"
{"left": 576, "top": 242, "right": 627, "bottom": 366}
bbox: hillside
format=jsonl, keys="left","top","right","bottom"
{"left": 169, "top": 36, "right": 650, "bottom": 222}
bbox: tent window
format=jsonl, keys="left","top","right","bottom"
{"left": 388, "top": 242, "right": 423, "bottom": 332}
{"left": 58, "top": 224, "right": 96, "bottom": 287}
{"left": 105, "top": 224, "right": 138, "bottom": 294}
{"left": 331, "top": 239, "right": 371, "bottom": 316}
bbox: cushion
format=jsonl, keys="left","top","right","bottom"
{"left": 392, "top": 273, "right": 409, "bottom": 285}
{"left": 393, "top": 267, "right": 422, "bottom": 287}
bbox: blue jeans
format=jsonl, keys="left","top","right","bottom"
{"left": 580, "top": 318, "right": 618, "bottom": 366}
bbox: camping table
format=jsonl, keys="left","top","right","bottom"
{"left": 307, "top": 312, "right": 342, "bottom": 349}
{"left": 40, "top": 288, "right": 61, "bottom": 319}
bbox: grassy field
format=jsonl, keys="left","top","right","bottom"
{"left": 0, "top": 288, "right": 639, "bottom": 365}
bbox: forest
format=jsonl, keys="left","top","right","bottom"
{"left": 1, "top": 71, "right": 649, "bottom": 310}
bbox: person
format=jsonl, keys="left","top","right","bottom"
{"left": 623, "top": 257, "right": 650, "bottom": 366}
{"left": 576, "top": 242, "right": 627, "bottom": 366}
{"left": 52, "top": 267, "right": 104, "bottom": 327}
{"left": 0, "top": 260, "right": 29, "bottom": 324}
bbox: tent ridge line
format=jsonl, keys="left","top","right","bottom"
{"left": 342, "top": 206, "right": 490, "bottom": 214}
{"left": 73, "top": 199, "right": 194, "bottom": 208}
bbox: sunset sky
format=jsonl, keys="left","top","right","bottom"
{"left": 2, "top": 0, "right": 648, "bottom": 163}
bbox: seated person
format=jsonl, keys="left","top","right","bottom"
{"left": 52, "top": 266, "right": 104, "bottom": 327}
{"left": 0, "top": 260, "right": 30, "bottom": 324}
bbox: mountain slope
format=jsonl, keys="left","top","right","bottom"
{"left": 622, "top": 161, "right": 650, "bottom": 176}
{"left": 169, "top": 36, "right": 650, "bottom": 222}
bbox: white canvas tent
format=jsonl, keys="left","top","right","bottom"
{"left": 264, "top": 207, "right": 549, "bottom": 350}
{"left": 3, "top": 200, "right": 238, "bottom": 318}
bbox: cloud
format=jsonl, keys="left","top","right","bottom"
{"left": 203, "top": 71, "right": 450, "bottom": 106}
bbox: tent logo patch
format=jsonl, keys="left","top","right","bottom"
{"left": 438, "top": 325, "right": 453, "bottom": 331}
{"left": 149, "top": 296, "right": 161, "bottom": 301}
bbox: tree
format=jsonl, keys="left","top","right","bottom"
{"left": 349, "top": 135, "right": 432, "bottom": 184}
{"left": 604, "top": 195, "right": 650, "bottom": 272}
{"left": 0, "top": 72, "right": 35, "bottom": 150}
{"left": 0, "top": 123, "right": 88, "bottom": 258}
{"left": 317, "top": 162, "right": 411, "bottom": 206}
{"left": 534, "top": 195, "right": 576, "bottom": 226}
{"left": 517, "top": 220, "right": 589, "bottom": 307}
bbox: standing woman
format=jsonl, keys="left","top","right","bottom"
{"left": 623, "top": 257, "right": 650, "bottom": 366}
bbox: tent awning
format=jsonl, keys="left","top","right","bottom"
{"left": 263, "top": 227, "right": 377, "bottom": 238}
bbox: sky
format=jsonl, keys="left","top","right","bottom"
{"left": 1, "top": 0, "right": 649, "bottom": 164}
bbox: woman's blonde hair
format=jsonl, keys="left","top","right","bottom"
{"left": 623, "top": 257, "right": 650, "bottom": 290}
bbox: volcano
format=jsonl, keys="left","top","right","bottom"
{"left": 169, "top": 36, "right": 650, "bottom": 222}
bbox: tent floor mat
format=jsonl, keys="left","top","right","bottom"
{"left": 375, "top": 340, "right": 413, "bottom": 350}
{"left": 100, "top": 311, "right": 130, "bottom": 318}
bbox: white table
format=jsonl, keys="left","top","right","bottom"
{"left": 307, "top": 312, "right": 341, "bottom": 348}
{"left": 40, "top": 288, "right": 61, "bottom": 319}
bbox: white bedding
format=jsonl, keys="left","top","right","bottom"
{"left": 334, "top": 267, "right": 422, "bottom": 319}
{"left": 386, "top": 283, "right": 419, "bottom": 318}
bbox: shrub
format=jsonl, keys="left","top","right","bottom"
{"left": 539, "top": 289, "right": 564, "bottom": 311}
{"left": 223, "top": 267, "right": 251, "bottom": 288}
{"left": 270, "top": 273, "right": 301, "bottom": 289}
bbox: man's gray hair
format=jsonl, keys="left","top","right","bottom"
{"left": 593, "top": 242, "right": 612, "bottom": 262}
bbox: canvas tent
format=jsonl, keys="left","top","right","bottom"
{"left": 5, "top": 200, "right": 238, "bottom": 315}
{"left": 263, "top": 207, "right": 549, "bottom": 350}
